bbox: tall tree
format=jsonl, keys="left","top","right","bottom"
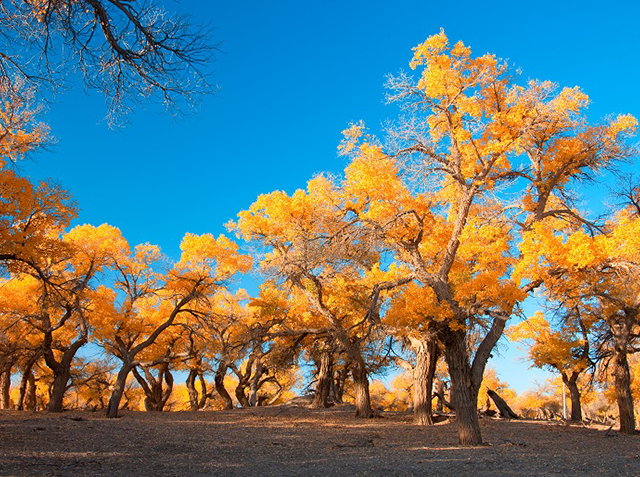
{"left": 340, "top": 30, "right": 636, "bottom": 444}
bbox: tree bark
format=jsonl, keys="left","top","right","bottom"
{"left": 186, "top": 368, "right": 200, "bottom": 411}
{"left": 312, "top": 348, "right": 333, "bottom": 408}
{"left": 443, "top": 328, "right": 482, "bottom": 445}
{"left": 214, "top": 362, "right": 233, "bottom": 410}
{"left": 0, "top": 366, "right": 11, "bottom": 409}
{"left": 43, "top": 330, "right": 87, "bottom": 412}
{"left": 563, "top": 374, "right": 582, "bottom": 422}
{"left": 410, "top": 334, "right": 438, "bottom": 425}
{"left": 331, "top": 364, "right": 348, "bottom": 404}
{"left": 106, "top": 364, "right": 133, "bottom": 418}
{"left": 248, "top": 356, "right": 265, "bottom": 407}
{"left": 134, "top": 364, "right": 174, "bottom": 412}
{"left": 435, "top": 378, "right": 446, "bottom": 413}
{"left": 611, "top": 316, "right": 635, "bottom": 433}
{"left": 235, "top": 381, "right": 250, "bottom": 408}
{"left": 351, "top": 355, "right": 372, "bottom": 418}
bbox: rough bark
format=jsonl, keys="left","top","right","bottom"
{"left": 331, "top": 365, "right": 348, "bottom": 404}
{"left": 42, "top": 320, "right": 87, "bottom": 413}
{"left": 214, "top": 362, "right": 233, "bottom": 410}
{"left": 235, "top": 380, "right": 250, "bottom": 408}
{"left": 106, "top": 364, "right": 133, "bottom": 418}
{"left": 312, "top": 349, "right": 333, "bottom": 408}
{"left": 611, "top": 316, "right": 635, "bottom": 433}
{"left": 133, "top": 364, "right": 174, "bottom": 412}
{"left": 186, "top": 368, "right": 200, "bottom": 411}
{"left": 351, "top": 356, "right": 372, "bottom": 418}
{"left": 248, "top": 356, "right": 265, "bottom": 407}
{"left": 443, "top": 328, "right": 482, "bottom": 445}
{"left": 434, "top": 378, "right": 446, "bottom": 412}
{"left": 0, "top": 366, "right": 11, "bottom": 409}
{"left": 563, "top": 374, "right": 582, "bottom": 422}
{"left": 410, "top": 335, "right": 438, "bottom": 425}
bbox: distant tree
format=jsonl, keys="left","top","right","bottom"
{"left": 508, "top": 310, "right": 593, "bottom": 421}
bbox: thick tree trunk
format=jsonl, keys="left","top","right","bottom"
{"left": 215, "top": 363, "right": 233, "bottom": 410}
{"left": 312, "top": 349, "right": 333, "bottom": 408}
{"left": 611, "top": 320, "right": 636, "bottom": 434}
{"left": 25, "top": 372, "right": 37, "bottom": 411}
{"left": 564, "top": 376, "right": 582, "bottom": 422}
{"left": 0, "top": 366, "right": 11, "bottom": 409}
{"left": 443, "top": 328, "right": 482, "bottom": 445}
{"left": 235, "top": 381, "right": 250, "bottom": 408}
{"left": 351, "top": 356, "right": 372, "bottom": 418}
{"left": 43, "top": 333, "right": 87, "bottom": 413}
{"left": 411, "top": 335, "right": 438, "bottom": 426}
{"left": 106, "top": 365, "right": 133, "bottom": 418}
{"left": 47, "top": 368, "right": 72, "bottom": 412}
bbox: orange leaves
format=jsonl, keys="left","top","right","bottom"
{"left": 176, "top": 232, "right": 251, "bottom": 281}
{"left": 507, "top": 312, "right": 589, "bottom": 375}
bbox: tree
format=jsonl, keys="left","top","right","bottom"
{"left": 517, "top": 208, "right": 640, "bottom": 432}
{"left": 508, "top": 310, "right": 593, "bottom": 421}
{"left": 385, "top": 282, "right": 441, "bottom": 425}
{"left": 232, "top": 175, "right": 412, "bottom": 417}
{"left": 0, "top": 0, "right": 217, "bottom": 123}
{"left": 339, "top": 29, "right": 636, "bottom": 444}
{"left": 91, "top": 232, "right": 251, "bottom": 418}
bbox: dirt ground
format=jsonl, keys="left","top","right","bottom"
{"left": 1, "top": 405, "right": 639, "bottom": 477}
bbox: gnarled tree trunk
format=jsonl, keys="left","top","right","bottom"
{"left": 0, "top": 364, "right": 12, "bottom": 409}
{"left": 106, "top": 364, "right": 133, "bottom": 418}
{"left": 443, "top": 328, "right": 482, "bottom": 445}
{"left": 410, "top": 334, "right": 439, "bottom": 425}
{"left": 215, "top": 362, "right": 234, "bottom": 410}
{"left": 312, "top": 348, "right": 333, "bottom": 408}
{"left": 562, "top": 372, "right": 582, "bottom": 422}
{"left": 611, "top": 316, "right": 635, "bottom": 433}
{"left": 351, "top": 355, "right": 372, "bottom": 418}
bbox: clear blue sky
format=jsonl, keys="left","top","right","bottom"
{"left": 22, "top": 0, "right": 640, "bottom": 392}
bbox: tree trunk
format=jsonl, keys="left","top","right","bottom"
{"left": 564, "top": 375, "right": 582, "bottom": 422}
{"left": 25, "top": 372, "right": 37, "bottom": 411}
{"left": 443, "top": 328, "right": 482, "bottom": 445}
{"left": 351, "top": 356, "right": 372, "bottom": 418}
{"left": 0, "top": 366, "right": 11, "bottom": 409}
{"left": 215, "top": 362, "right": 233, "bottom": 410}
{"left": 235, "top": 381, "right": 250, "bottom": 408}
{"left": 248, "top": 357, "right": 264, "bottom": 407}
{"left": 611, "top": 317, "right": 635, "bottom": 433}
{"left": 435, "top": 378, "right": 445, "bottom": 412}
{"left": 312, "top": 349, "right": 333, "bottom": 408}
{"left": 44, "top": 334, "right": 87, "bottom": 413}
{"left": 186, "top": 368, "right": 200, "bottom": 411}
{"left": 331, "top": 364, "right": 348, "bottom": 404}
{"left": 106, "top": 364, "right": 133, "bottom": 418}
{"left": 48, "top": 368, "right": 72, "bottom": 412}
{"left": 134, "top": 364, "right": 174, "bottom": 412}
{"left": 410, "top": 334, "right": 438, "bottom": 425}
{"left": 487, "top": 389, "right": 518, "bottom": 419}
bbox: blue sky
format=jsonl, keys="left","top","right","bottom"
{"left": 22, "top": 0, "right": 640, "bottom": 392}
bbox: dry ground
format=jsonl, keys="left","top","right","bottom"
{"left": 1, "top": 405, "right": 639, "bottom": 476}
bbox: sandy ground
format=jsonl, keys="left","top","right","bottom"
{"left": 1, "top": 405, "right": 639, "bottom": 476}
